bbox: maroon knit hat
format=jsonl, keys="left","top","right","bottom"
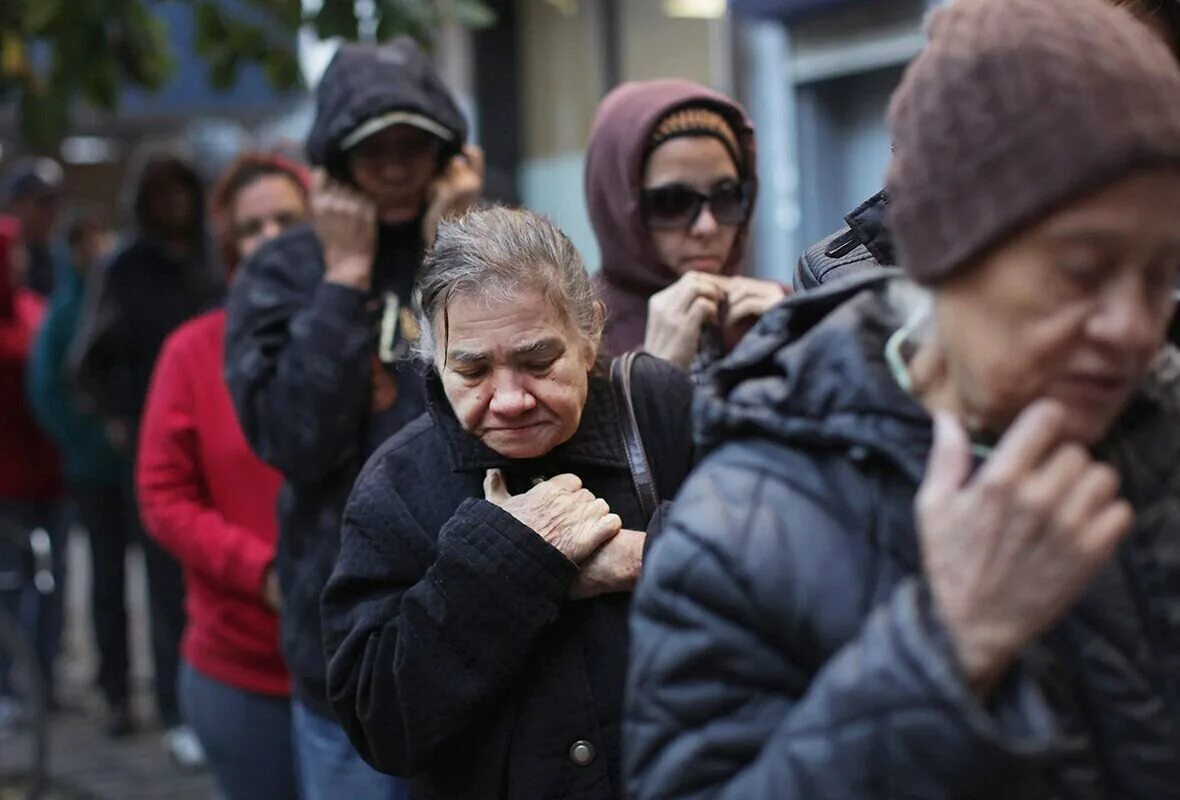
{"left": 886, "top": 0, "right": 1180, "bottom": 285}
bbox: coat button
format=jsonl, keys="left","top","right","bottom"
{"left": 569, "top": 740, "right": 596, "bottom": 766}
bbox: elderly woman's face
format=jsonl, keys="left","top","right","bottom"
{"left": 933, "top": 169, "right": 1180, "bottom": 445}
{"left": 438, "top": 288, "right": 596, "bottom": 459}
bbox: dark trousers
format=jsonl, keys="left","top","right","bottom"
{"left": 74, "top": 479, "right": 185, "bottom": 726}
{"left": 0, "top": 499, "right": 68, "bottom": 700}
{"left": 180, "top": 663, "right": 298, "bottom": 800}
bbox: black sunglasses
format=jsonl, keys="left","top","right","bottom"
{"left": 641, "top": 179, "right": 752, "bottom": 230}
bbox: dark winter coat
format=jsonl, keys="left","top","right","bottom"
{"left": 585, "top": 81, "right": 758, "bottom": 356}
{"left": 322, "top": 355, "right": 695, "bottom": 800}
{"left": 69, "top": 157, "right": 220, "bottom": 436}
{"left": 625, "top": 273, "right": 1180, "bottom": 799}
{"left": 224, "top": 37, "right": 468, "bottom": 718}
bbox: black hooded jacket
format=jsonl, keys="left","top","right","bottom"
{"left": 625, "top": 273, "right": 1180, "bottom": 799}
{"left": 224, "top": 37, "right": 466, "bottom": 718}
{"left": 70, "top": 156, "right": 220, "bottom": 434}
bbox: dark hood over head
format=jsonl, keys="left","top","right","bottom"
{"left": 586, "top": 80, "right": 757, "bottom": 354}
{"left": 307, "top": 37, "right": 468, "bottom": 184}
{"left": 132, "top": 155, "right": 206, "bottom": 244}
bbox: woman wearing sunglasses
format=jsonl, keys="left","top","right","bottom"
{"left": 586, "top": 80, "right": 787, "bottom": 369}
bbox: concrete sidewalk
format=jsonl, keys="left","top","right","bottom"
{"left": 36, "top": 530, "right": 214, "bottom": 800}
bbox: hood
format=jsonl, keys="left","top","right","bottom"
{"left": 586, "top": 80, "right": 758, "bottom": 298}
{"left": 695, "top": 270, "right": 932, "bottom": 483}
{"left": 307, "top": 38, "right": 468, "bottom": 184}
{"left": 132, "top": 155, "right": 208, "bottom": 246}
{"left": 0, "top": 215, "right": 18, "bottom": 319}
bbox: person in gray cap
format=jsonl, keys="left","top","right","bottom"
{"left": 626, "top": 0, "right": 1180, "bottom": 797}
{"left": 224, "top": 36, "right": 480, "bottom": 800}
{"left": 1, "top": 156, "right": 64, "bottom": 297}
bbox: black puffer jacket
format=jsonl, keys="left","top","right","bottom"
{"left": 625, "top": 273, "right": 1180, "bottom": 799}
{"left": 323, "top": 355, "right": 695, "bottom": 800}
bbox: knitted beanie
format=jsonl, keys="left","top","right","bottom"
{"left": 886, "top": 0, "right": 1180, "bottom": 285}
{"left": 647, "top": 106, "right": 743, "bottom": 170}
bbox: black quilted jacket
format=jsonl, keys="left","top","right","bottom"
{"left": 625, "top": 273, "right": 1180, "bottom": 799}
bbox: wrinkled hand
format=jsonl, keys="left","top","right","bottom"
{"left": 644, "top": 272, "right": 729, "bottom": 368}
{"left": 724, "top": 276, "right": 787, "bottom": 328}
{"left": 570, "top": 528, "right": 646, "bottom": 600}
{"left": 312, "top": 169, "right": 377, "bottom": 291}
{"left": 423, "top": 145, "right": 485, "bottom": 246}
{"left": 484, "top": 469, "right": 621, "bottom": 563}
{"left": 917, "top": 401, "right": 1133, "bottom": 697}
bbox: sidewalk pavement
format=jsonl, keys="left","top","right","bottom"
{"left": 32, "top": 530, "right": 214, "bottom": 800}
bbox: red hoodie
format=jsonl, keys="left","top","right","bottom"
{"left": 0, "top": 216, "right": 61, "bottom": 502}
{"left": 137, "top": 308, "right": 289, "bottom": 695}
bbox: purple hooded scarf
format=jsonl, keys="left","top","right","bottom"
{"left": 585, "top": 80, "right": 758, "bottom": 356}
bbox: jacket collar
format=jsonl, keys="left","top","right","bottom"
{"left": 844, "top": 189, "right": 896, "bottom": 267}
{"left": 426, "top": 369, "right": 629, "bottom": 473}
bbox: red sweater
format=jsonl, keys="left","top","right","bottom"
{"left": 137, "top": 309, "right": 289, "bottom": 696}
{"left": 1, "top": 281, "right": 61, "bottom": 503}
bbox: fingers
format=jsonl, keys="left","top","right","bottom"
{"left": 686, "top": 296, "right": 720, "bottom": 327}
{"left": 546, "top": 473, "right": 583, "bottom": 493}
{"left": 918, "top": 412, "right": 973, "bottom": 510}
{"left": 1056, "top": 461, "right": 1122, "bottom": 531}
{"left": 460, "top": 144, "right": 486, "bottom": 179}
{"left": 1017, "top": 443, "right": 1091, "bottom": 516}
{"left": 973, "top": 400, "right": 1067, "bottom": 491}
{"left": 483, "top": 468, "right": 511, "bottom": 505}
{"left": 1078, "top": 499, "right": 1134, "bottom": 561}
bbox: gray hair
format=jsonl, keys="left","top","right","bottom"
{"left": 413, "top": 205, "right": 603, "bottom": 363}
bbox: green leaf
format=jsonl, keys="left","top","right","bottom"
{"left": 208, "top": 52, "right": 240, "bottom": 89}
{"left": 263, "top": 47, "right": 301, "bottom": 90}
{"left": 451, "top": 0, "right": 497, "bottom": 29}
{"left": 313, "top": 0, "right": 359, "bottom": 40}
{"left": 19, "top": 81, "right": 70, "bottom": 150}
{"left": 24, "top": 0, "right": 62, "bottom": 36}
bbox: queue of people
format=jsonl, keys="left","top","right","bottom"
{"left": 2, "top": 0, "right": 1180, "bottom": 797}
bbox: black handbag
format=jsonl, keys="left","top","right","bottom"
{"left": 610, "top": 352, "right": 660, "bottom": 520}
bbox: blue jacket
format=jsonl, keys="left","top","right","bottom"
{"left": 27, "top": 253, "right": 125, "bottom": 486}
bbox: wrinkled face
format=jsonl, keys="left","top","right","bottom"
{"left": 231, "top": 174, "right": 309, "bottom": 263}
{"left": 346, "top": 125, "right": 442, "bottom": 222}
{"left": 438, "top": 288, "right": 596, "bottom": 459}
{"left": 643, "top": 136, "right": 743, "bottom": 276}
{"left": 933, "top": 169, "right": 1180, "bottom": 445}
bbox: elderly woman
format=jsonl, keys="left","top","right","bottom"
{"left": 626, "top": 1, "right": 1180, "bottom": 798}
{"left": 322, "top": 206, "right": 695, "bottom": 799}
{"left": 586, "top": 80, "right": 787, "bottom": 369}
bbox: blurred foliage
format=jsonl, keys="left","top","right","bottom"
{"left": 0, "top": 0, "right": 526, "bottom": 150}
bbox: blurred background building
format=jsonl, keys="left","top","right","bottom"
{"left": 0, "top": 0, "right": 946, "bottom": 281}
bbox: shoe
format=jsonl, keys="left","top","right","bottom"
{"left": 104, "top": 702, "right": 134, "bottom": 738}
{"left": 163, "top": 725, "right": 206, "bottom": 770}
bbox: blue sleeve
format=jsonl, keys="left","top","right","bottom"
{"left": 223, "top": 235, "right": 375, "bottom": 487}
{"left": 27, "top": 301, "right": 76, "bottom": 445}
